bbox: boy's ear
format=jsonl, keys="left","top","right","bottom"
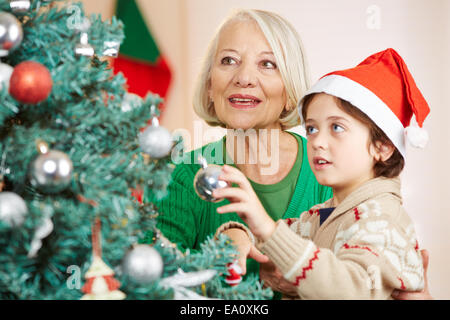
{"left": 372, "top": 141, "right": 395, "bottom": 162}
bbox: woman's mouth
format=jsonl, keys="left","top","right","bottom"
{"left": 228, "top": 94, "right": 261, "bottom": 109}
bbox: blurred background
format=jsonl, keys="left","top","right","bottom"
{"left": 80, "top": 0, "right": 450, "bottom": 299}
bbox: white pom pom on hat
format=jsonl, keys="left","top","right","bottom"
{"left": 405, "top": 125, "right": 429, "bottom": 149}
{"left": 298, "top": 48, "right": 430, "bottom": 159}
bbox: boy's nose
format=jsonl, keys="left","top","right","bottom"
{"left": 311, "top": 131, "right": 328, "bottom": 150}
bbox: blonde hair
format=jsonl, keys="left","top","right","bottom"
{"left": 193, "top": 9, "right": 310, "bottom": 129}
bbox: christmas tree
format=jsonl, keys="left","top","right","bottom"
{"left": 0, "top": 0, "right": 272, "bottom": 300}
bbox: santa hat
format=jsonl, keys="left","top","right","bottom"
{"left": 298, "top": 48, "right": 430, "bottom": 158}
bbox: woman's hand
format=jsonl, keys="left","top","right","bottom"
{"left": 260, "top": 260, "right": 299, "bottom": 297}
{"left": 214, "top": 165, "right": 276, "bottom": 241}
{"left": 391, "top": 249, "right": 433, "bottom": 300}
{"left": 222, "top": 228, "right": 269, "bottom": 274}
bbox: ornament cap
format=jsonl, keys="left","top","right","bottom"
{"left": 151, "top": 116, "right": 160, "bottom": 127}
{"left": 35, "top": 139, "right": 49, "bottom": 154}
{"left": 198, "top": 155, "right": 208, "bottom": 169}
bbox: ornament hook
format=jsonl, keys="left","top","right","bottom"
{"left": 198, "top": 155, "right": 208, "bottom": 169}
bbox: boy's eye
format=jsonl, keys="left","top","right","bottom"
{"left": 332, "top": 124, "right": 344, "bottom": 133}
{"left": 306, "top": 125, "right": 318, "bottom": 135}
{"left": 221, "top": 56, "right": 237, "bottom": 65}
{"left": 261, "top": 60, "right": 277, "bottom": 69}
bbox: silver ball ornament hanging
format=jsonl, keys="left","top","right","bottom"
{"left": 0, "top": 191, "right": 28, "bottom": 228}
{"left": 138, "top": 116, "right": 173, "bottom": 159}
{"left": 122, "top": 244, "right": 164, "bottom": 283}
{"left": 0, "top": 12, "right": 23, "bottom": 57}
{"left": 29, "top": 142, "right": 73, "bottom": 194}
{"left": 193, "top": 156, "right": 229, "bottom": 202}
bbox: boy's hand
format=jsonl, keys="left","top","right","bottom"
{"left": 214, "top": 165, "right": 276, "bottom": 241}
{"left": 223, "top": 228, "right": 269, "bottom": 274}
{"left": 260, "top": 260, "right": 299, "bottom": 297}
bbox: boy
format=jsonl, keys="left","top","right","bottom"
{"left": 214, "top": 48, "right": 428, "bottom": 299}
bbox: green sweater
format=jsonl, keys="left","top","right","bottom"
{"left": 144, "top": 132, "right": 332, "bottom": 277}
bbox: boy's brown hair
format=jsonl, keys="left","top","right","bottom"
{"left": 301, "top": 93, "right": 405, "bottom": 178}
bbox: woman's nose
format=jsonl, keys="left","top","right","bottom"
{"left": 233, "top": 63, "right": 257, "bottom": 88}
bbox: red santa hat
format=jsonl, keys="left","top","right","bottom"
{"left": 298, "top": 48, "right": 430, "bottom": 158}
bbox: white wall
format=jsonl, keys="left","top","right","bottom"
{"left": 83, "top": 0, "right": 450, "bottom": 299}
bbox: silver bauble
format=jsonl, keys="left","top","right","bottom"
{"left": 29, "top": 150, "right": 73, "bottom": 194}
{"left": 0, "top": 62, "right": 13, "bottom": 90}
{"left": 122, "top": 245, "right": 163, "bottom": 283}
{"left": 0, "top": 191, "right": 28, "bottom": 227}
{"left": 193, "top": 161, "right": 229, "bottom": 202}
{"left": 138, "top": 121, "right": 173, "bottom": 159}
{"left": 0, "top": 12, "right": 23, "bottom": 57}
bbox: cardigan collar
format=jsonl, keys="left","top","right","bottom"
{"left": 320, "top": 177, "right": 402, "bottom": 229}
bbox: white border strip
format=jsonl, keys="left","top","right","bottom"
{"left": 285, "top": 241, "right": 315, "bottom": 279}
{"left": 299, "top": 74, "right": 406, "bottom": 157}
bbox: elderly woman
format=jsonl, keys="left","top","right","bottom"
{"left": 144, "top": 8, "right": 431, "bottom": 299}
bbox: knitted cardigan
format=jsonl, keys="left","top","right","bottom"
{"left": 219, "top": 176, "right": 424, "bottom": 299}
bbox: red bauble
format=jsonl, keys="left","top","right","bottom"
{"left": 9, "top": 61, "right": 52, "bottom": 104}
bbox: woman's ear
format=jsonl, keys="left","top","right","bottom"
{"left": 207, "top": 78, "right": 213, "bottom": 102}
{"left": 371, "top": 141, "right": 395, "bottom": 162}
{"left": 208, "top": 88, "right": 213, "bottom": 103}
{"left": 283, "top": 92, "right": 290, "bottom": 111}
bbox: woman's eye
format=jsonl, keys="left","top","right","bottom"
{"left": 306, "top": 126, "right": 318, "bottom": 135}
{"left": 261, "top": 60, "right": 276, "bottom": 69}
{"left": 221, "top": 56, "right": 237, "bottom": 65}
{"left": 332, "top": 124, "right": 344, "bottom": 133}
